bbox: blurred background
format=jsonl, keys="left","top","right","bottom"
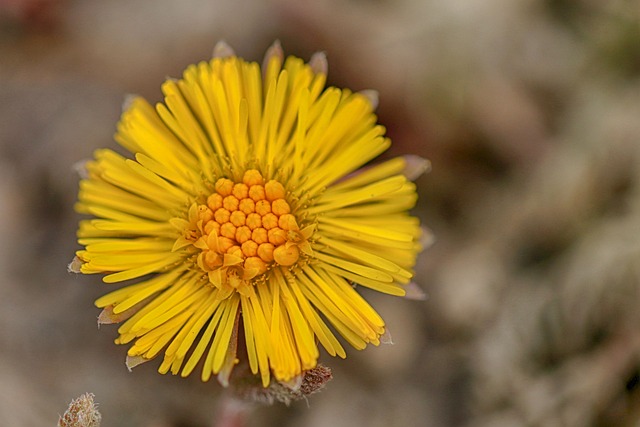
{"left": 2, "top": 0, "right": 640, "bottom": 426}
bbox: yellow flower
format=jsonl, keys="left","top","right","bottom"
{"left": 73, "top": 41, "right": 426, "bottom": 388}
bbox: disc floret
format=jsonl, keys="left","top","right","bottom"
{"left": 181, "top": 169, "right": 311, "bottom": 298}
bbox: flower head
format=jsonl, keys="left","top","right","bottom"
{"left": 73, "top": 41, "right": 425, "bottom": 388}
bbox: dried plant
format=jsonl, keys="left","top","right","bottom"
{"left": 58, "top": 393, "right": 101, "bottom": 427}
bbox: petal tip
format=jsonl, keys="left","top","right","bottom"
{"left": 262, "top": 40, "right": 284, "bottom": 71}
{"left": 67, "top": 255, "right": 84, "bottom": 273}
{"left": 403, "top": 155, "right": 431, "bottom": 181}
{"left": 420, "top": 226, "right": 436, "bottom": 249}
{"left": 380, "top": 328, "right": 394, "bottom": 345}
{"left": 403, "top": 281, "right": 428, "bottom": 301}
{"left": 213, "top": 40, "right": 236, "bottom": 59}
{"left": 125, "top": 355, "right": 150, "bottom": 371}
{"left": 122, "top": 93, "right": 138, "bottom": 112}
{"left": 309, "top": 51, "right": 328, "bottom": 75}
{"left": 359, "top": 89, "right": 379, "bottom": 110}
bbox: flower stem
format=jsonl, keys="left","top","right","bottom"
{"left": 215, "top": 394, "right": 253, "bottom": 427}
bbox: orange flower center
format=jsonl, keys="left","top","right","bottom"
{"left": 186, "top": 169, "right": 313, "bottom": 296}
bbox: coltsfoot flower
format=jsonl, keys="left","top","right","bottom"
{"left": 72, "top": 41, "right": 427, "bottom": 388}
